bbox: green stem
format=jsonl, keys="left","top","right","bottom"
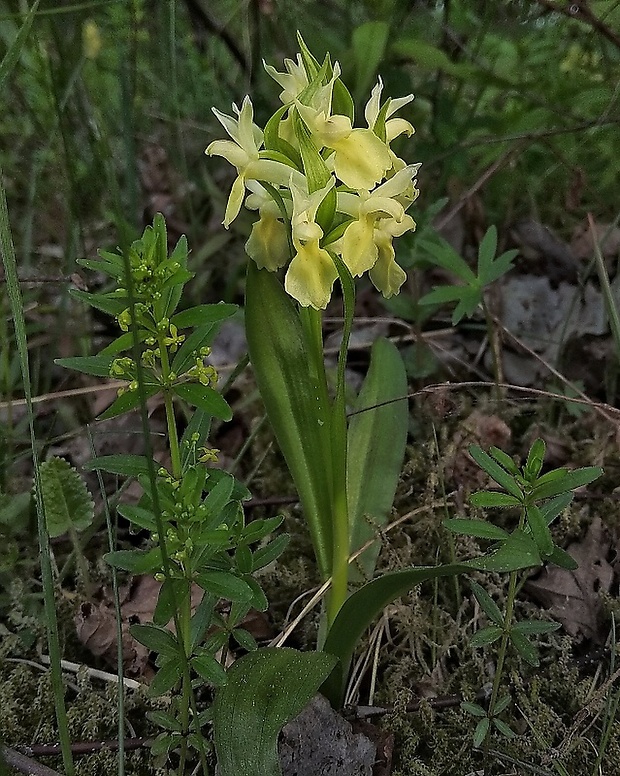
{"left": 177, "top": 581, "right": 193, "bottom": 775}
{"left": 486, "top": 507, "right": 527, "bottom": 753}
{"left": 158, "top": 339, "right": 182, "bottom": 478}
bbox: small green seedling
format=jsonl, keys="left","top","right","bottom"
{"left": 419, "top": 225, "right": 518, "bottom": 324}
{"left": 446, "top": 438, "right": 602, "bottom": 747}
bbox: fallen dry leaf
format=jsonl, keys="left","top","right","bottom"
{"left": 526, "top": 517, "right": 614, "bottom": 643}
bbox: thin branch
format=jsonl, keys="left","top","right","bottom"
{"left": 534, "top": 0, "right": 620, "bottom": 50}
{"left": 1, "top": 747, "right": 62, "bottom": 776}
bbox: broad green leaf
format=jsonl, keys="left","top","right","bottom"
{"left": 55, "top": 355, "right": 116, "bottom": 378}
{"left": 526, "top": 504, "right": 554, "bottom": 557}
{"left": 464, "top": 530, "right": 541, "bottom": 573}
{"left": 470, "top": 625, "right": 503, "bottom": 647}
{"left": 202, "top": 473, "right": 235, "bottom": 520}
{"left": 68, "top": 289, "right": 127, "bottom": 316}
{"left": 146, "top": 710, "right": 182, "bottom": 732}
{"left": 470, "top": 580, "right": 504, "bottom": 625}
{"left": 116, "top": 504, "right": 157, "bottom": 531}
{"left": 419, "top": 238, "right": 477, "bottom": 283}
{"left": 104, "top": 547, "right": 162, "bottom": 573}
{"left": 192, "top": 654, "right": 228, "bottom": 687}
{"left": 493, "top": 719, "right": 516, "bottom": 738}
{"left": 477, "top": 226, "right": 498, "bottom": 279}
{"left": 252, "top": 534, "right": 290, "bottom": 570}
{"left": 40, "top": 457, "right": 94, "bottom": 538}
{"left": 154, "top": 578, "right": 189, "bottom": 626}
{"left": 83, "top": 454, "right": 155, "bottom": 477}
{"left": 172, "top": 382, "right": 232, "bottom": 421}
{"left": 347, "top": 338, "right": 408, "bottom": 580}
{"left": 531, "top": 466, "right": 603, "bottom": 500}
{"left": 512, "top": 620, "right": 560, "bottom": 636}
{"left": 214, "top": 647, "right": 337, "bottom": 776}
{"left": 492, "top": 695, "right": 512, "bottom": 715}
{"left": 98, "top": 384, "right": 160, "bottom": 420}
{"left": 130, "top": 624, "right": 179, "bottom": 658}
{"left": 469, "top": 446, "right": 523, "bottom": 499}
{"left": 149, "top": 658, "right": 183, "bottom": 696}
{"left": 473, "top": 717, "right": 490, "bottom": 748}
{"left": 444, "top": 518, "right": 510, "bottom": 540}
{"left": 171, "top": 303, "right": 237, "bottom": 329}
{"left": 540, "top": 492, "right": 573, "bottom": 525}
{"left": 510, "top": 630, "right": 539, "bottom": 666}
{"left": 390, "top": 37, "right": 456, "bottom": 73}
{"left": 195, "top": 571, "right": 254, "bottom": 603}
{"left": 489, "top": 446, "right": 520, "bottom": 475}
{"left": 547, "top": 544, "right": 578, "bottom": 570}
{"left": 352, "top": 21, "right": 389, "bottom": 101}
{"left": 245, "top": 263, "right": 333, "bottom": 579}
{"left": 461, "top": 701, "right": 486, "bottom": 717}
{"left": 524, "top": 438, "right": 546, "bottom": 481}
{"left": 322, "top": 563, "right": 468, "bottom": 705}
{"left": 469, "top": 491, "right": 521, "bottom": 508}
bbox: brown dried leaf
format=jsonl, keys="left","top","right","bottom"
{"left": 445, "top": 410, "right": 511, "bottom": 490}
{"left": 525, "top": 517, "right": 614, "bottom": 642}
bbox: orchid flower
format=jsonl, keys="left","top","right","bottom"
{"left": 336, "top": 164, "right": 420, "bottom": 279}
{"left": 284, "top": 177, "right": 337, "bottom": 309}
{"left": 206, "top": 97, "right": 301, "bottom": 227}
{"left": 244, "top": 182, "right": 291, "bottom": 271}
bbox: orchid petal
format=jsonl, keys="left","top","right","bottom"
{"left": 284, "top": 242, "right": 338, "bottom": 309}
{"left": 341, "top": 217, "right": 378, "bottom": 276}
{"left": 331, "top": 129, "right": 391, "bottom": 189}
{"left": 246, "top": 214, "right": 290, "bottom": 271}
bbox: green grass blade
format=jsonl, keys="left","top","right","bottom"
{"left": 0, "top": 0, "right": 40, "bottom": 92}
{"left": 0, "top": 168, "right": 75, "bottom": 775}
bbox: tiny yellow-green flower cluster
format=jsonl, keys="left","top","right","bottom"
{"left": 206, "top": 35, "right": 419, "bottom": 310}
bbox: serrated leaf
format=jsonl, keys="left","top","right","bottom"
{"left": 172, "top": 382, "right": 232, "bottom": 421}
{"left": 444, "top": 518, "right": 510, "bottom": 540}
{"left": 470, "top": 580, "right": 504, "bottom": 625}
{"left": 149, "top": 658, "right": 183, "bottom": 697}
{"left": 214, "top": 647, "right": 337, "bottom": 776}
{"left": 469, "top": 446, "right": 523, "bottom": 499}
{"left": 469, "top": 491, "right": 521, "bottom": 508}
{"left": 40, "top": 457, "right": 94, "bottom": 537}
{"left": 347, "top": 338, "right": 408, "bottom": 580}
{"left": 130, "top": 624, "right": 180, "bottom": 658}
